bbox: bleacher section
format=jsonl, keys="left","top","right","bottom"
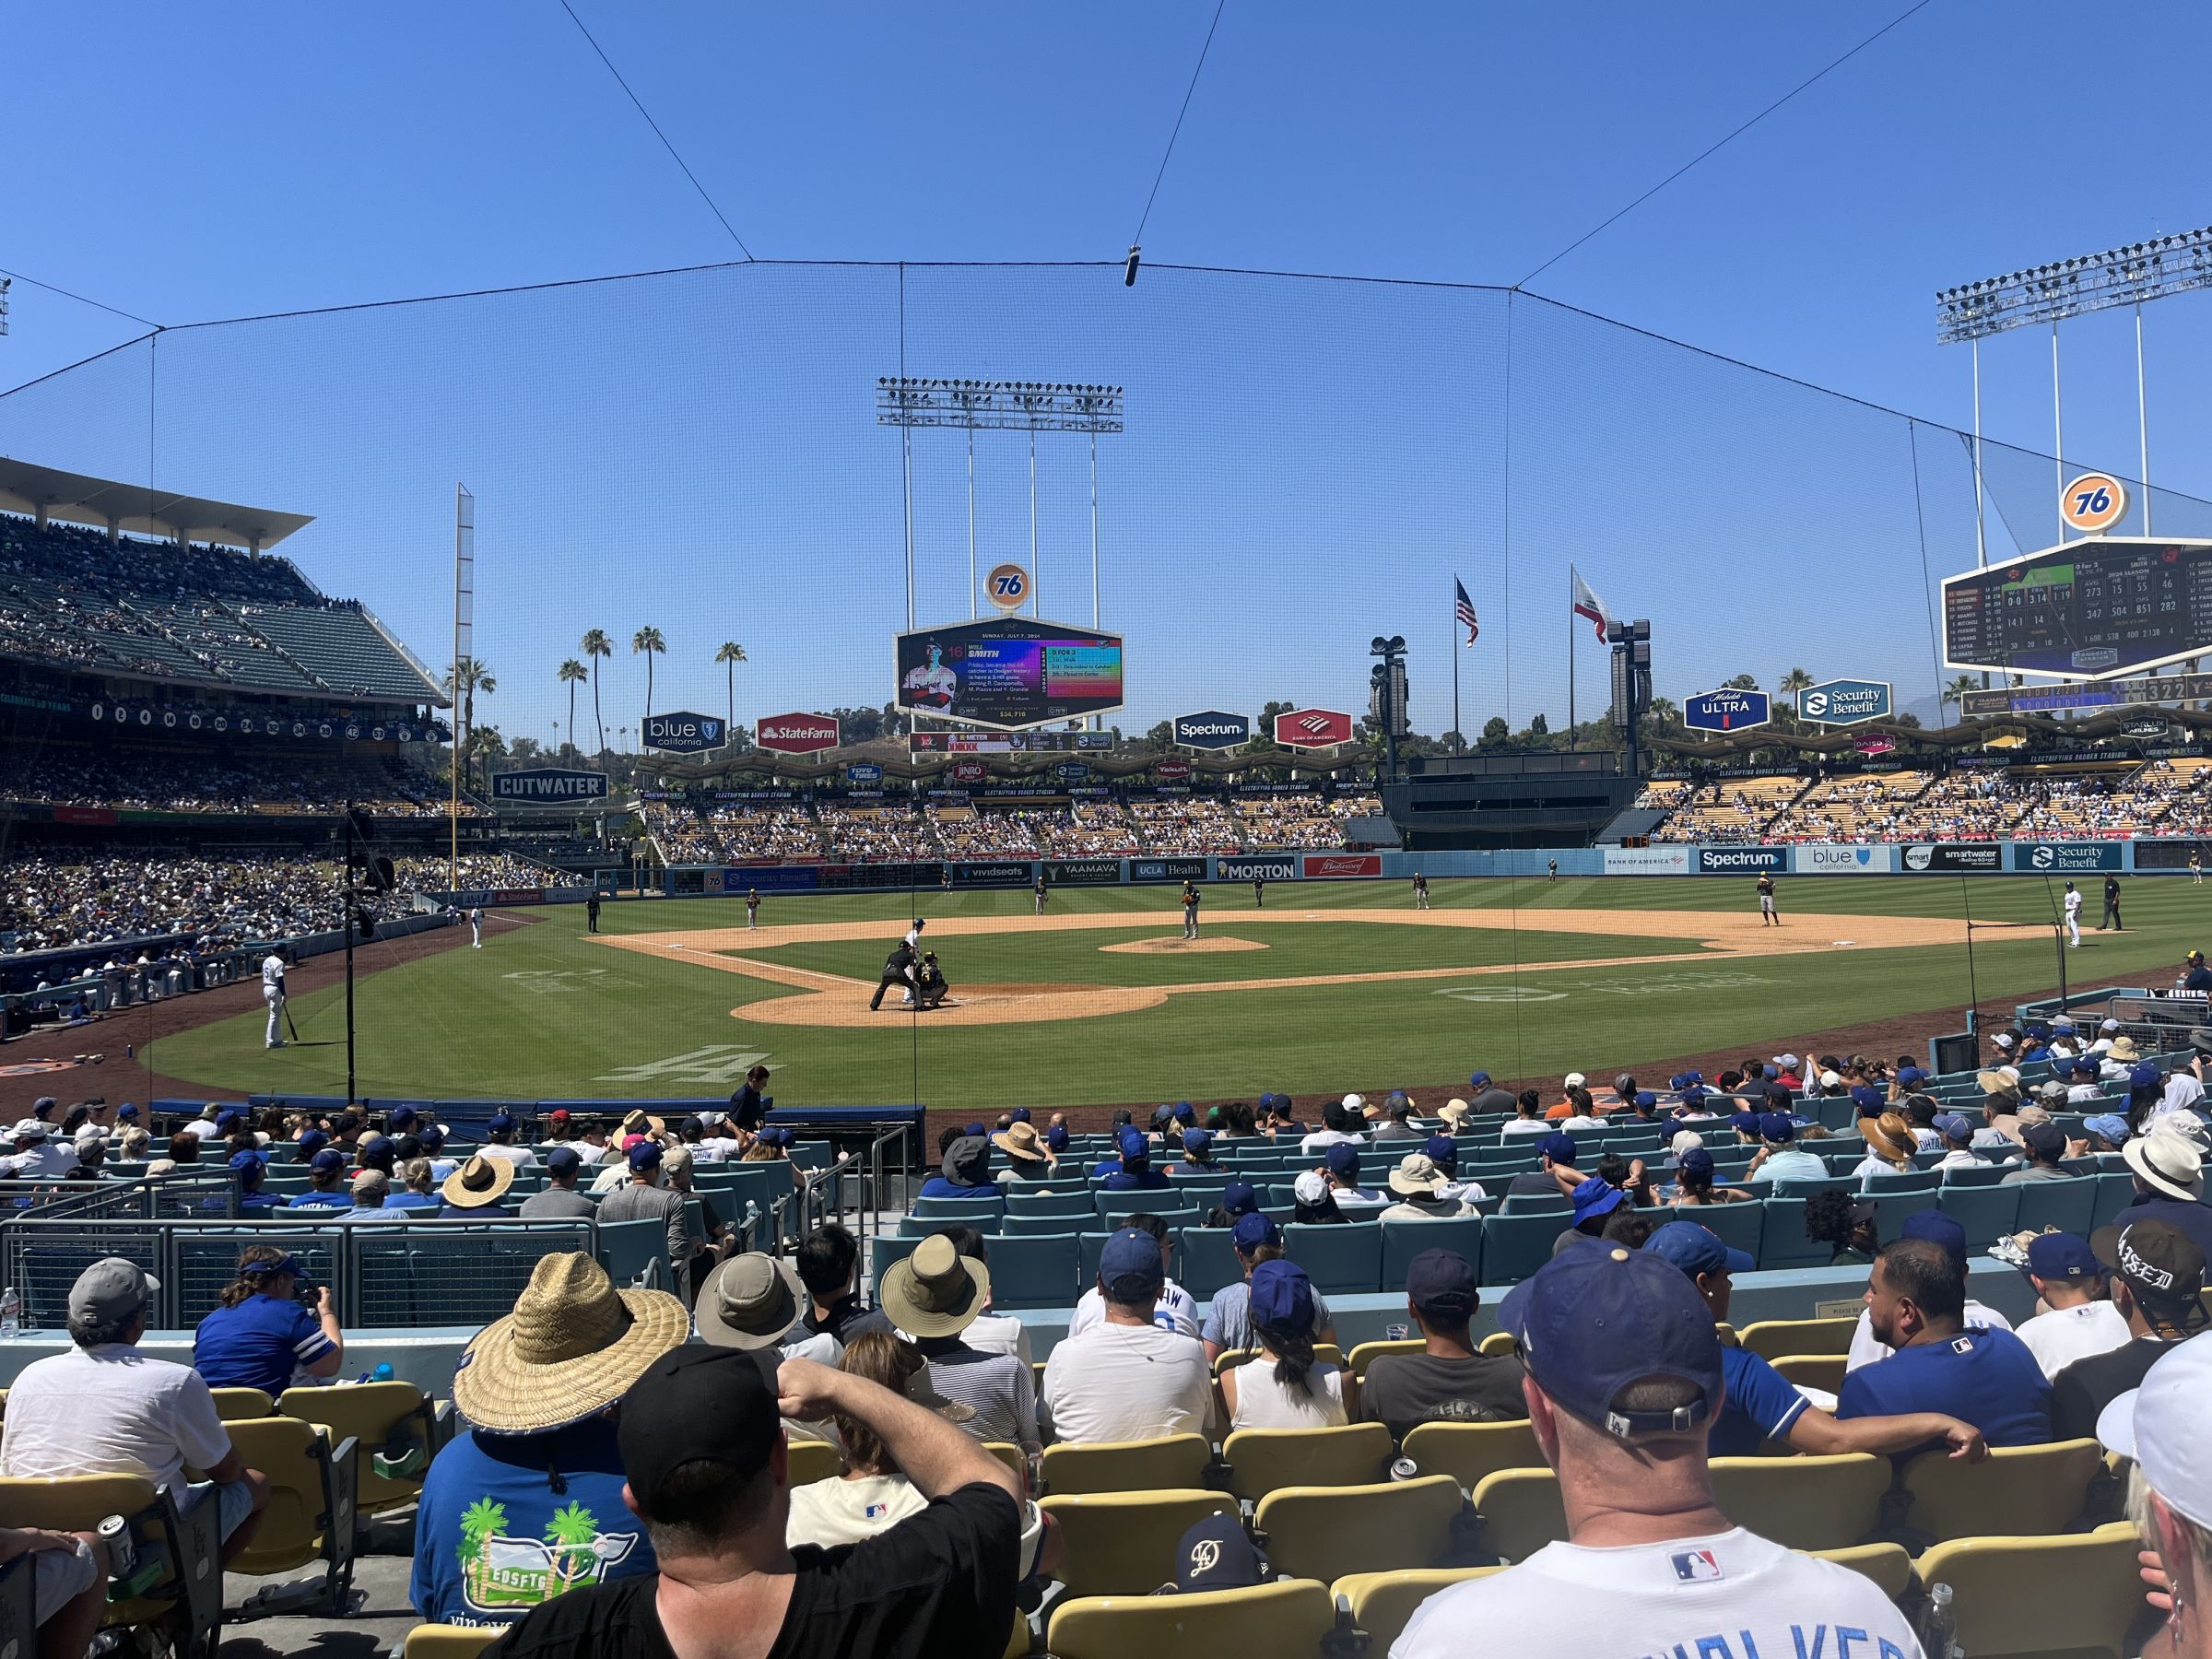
{"left": 234, "top": 602, "right": 432, "bottom": 700}
{"left": 1652, "top": 775, "right": 1803, "bottom": 841}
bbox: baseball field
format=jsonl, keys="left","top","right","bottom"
{"left": 133, "top": 875, "right": 2212, "bottom": 1115}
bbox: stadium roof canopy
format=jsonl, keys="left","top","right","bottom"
{"left": 0, "top": 455, "right": 312, "bottom": 552}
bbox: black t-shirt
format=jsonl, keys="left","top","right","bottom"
{"left": 729, "top": 1087, "right": 770, "bottom": 1133}
{"left": 485, "top": 1484, "right": 1019, "bottom": 1659}
{"left": 2052, "top": 1335, "right": 2184, "bottom": 1443}
{"left": 807, "top": 1293, "right": 895, "bottom": 1346}
{"left": 1505, "top": 1170, "right": 1561, "bottom": 1196}
{"left": 1359, "top": 1351, "right": 1528, "bottom": 1442}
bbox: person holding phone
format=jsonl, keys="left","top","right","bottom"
{"left": 193, "top": 1246, "right": 345, "bottom": 1396}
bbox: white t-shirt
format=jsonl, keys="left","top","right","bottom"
{"left": 1501, "top": 1119, "right": 1556, "bottom": 1139}
{"left": 2159, "top": 1075, "right": 2206, "bottom": 1119}
{"left": 2015, "top": 1299, "right": 2132, "bottom": 1381}
{"left": 1392, "top": 1525, "right": 1922, "bottom": 1659}
{"left": 1300, "top": 1129, "right": 1364, "bottom": 1155}
{"left": 1066, "top": 1278, "right": 1200, "bottom": 1341}
{"left": 785, "top": 1472, "right": 929, "bottom": 1549}
{"left": 963, "top": 1312, "right": 1036, "bottom": 1371}
{"left": 476, "top": 1144, "right": 540, "bottom": 1170}
{"left": 0, "top": 1345, "right": 232, "bottom": 1492}
{"left": 1845, "top": 1300, "right": 2014, "bottom": 1371}
{"left": 1228, "top": 1359, "right": 1347, "bottom": 1431}
{"left": 1042, "top": 1321, "right": 1215, "bottom": 1446}
{"left": 173, "top": 1118, "right": 220, "bottom": 1139}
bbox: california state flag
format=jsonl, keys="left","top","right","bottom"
{"left": 1571, "top": 565, "right": 1612, "bottom": 642}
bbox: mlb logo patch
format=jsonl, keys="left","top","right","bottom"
{"left": 1670, "top": 1550, "right": 1724, "bottom": 1583}
{"left": 865, "top": 1503, "right": 890, "bottom": 1521}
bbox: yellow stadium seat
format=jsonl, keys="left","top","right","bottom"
{"left": 1810, "top": 1543, "right": 1913, "bottom": 1600}
{"left": 1470, "top": 1467, "right": 1567, "bottom": 1562}
{"left": 1223, "top": 1423, "right": 1392, "bottom": 1502}
{"left": 0, "top": 1472, "right": 221, "bottom": 1656}
{"left": 1213, "top": 1344, "right": 1342, "bottom": 1377}
{"left": 1477, "top": 1331, "right": 1516, "bottom": 1358}
{"left": 1041, "top": 1434, "right": 1212, "bottom": 1497}
{"left": 1914, "top": 1524, "right": 2146, "bottom": 1658}
{"left": 1739, "top": 1316, "right": 1859, "bottom": 1359}
{"left": 278, "top": 1381, "right": 441, "bottom": 1513}
{"left": 1770, "top": 1354, "right": 1849, "bottom": 1393}
{"left": 404, "top": 1625, "right": 502, "bottom": 1659}
{"left": 1045, "top": 1579, "right": 1336, "bottom": 1659}
{"left": 217, "top": 1416, "right": 360, "bottom": 1613}
{"left": 1901, "top": 1439, "right": 2103, "bottom": 1543}
{"left": 1253, "top": 1475, "right": 1464, "bottom": 1581}
{"left": 1399, "top": 1419, "right": 1541, "bottom": 1491}
{"left": 1711, "top": 1454, "right": 1888, "bottom": 1551}
{"left": 1344, "top": 1338, "right": 1423, "bottom": 1380}
{"left": 1332, "top": 1567, "right": 1503, "bottom": 1648}
{"left": 209, "top": 1387, "right": 276, "bottom": 1421}
{"left": 785, "top": 1438, "right": 843, "bottom": 1487}
{"left": 984, "top": 1441, "right": 1030, "bottom": 1486}
{"left": 1038, "top": 1489, "right": 1238, "bottom": 1598}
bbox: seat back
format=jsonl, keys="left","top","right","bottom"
{"left": 1752, "top": 1198, "right": 1835, "bottom": 1272}
{"left": 1039, "top": 1434, "right": 1211, "bottom": 1497}
{"left": 1936, "top": 1183, "right": 2024, "bottom": 1250}
{"left": 785, "top": 1438, "right": 843, "bottom": 1486}
{"left": 1175, "top": 1226, "right": 1244, "bottom": 1300}
{"left": 1379, "top": 1217, "right": 1485, "bottom": 1290}
{"left": 403, "top": 1625, "right": 503, "bottom": 1659}
{"left": 278, "top": 1381, "right": 433, "bottom": 1512}
{"left": 1812, "top": 1542, "right": 1914, "bottom": 1600}
{"left": 980, "top": 1232, "right": 1078, "bottom": 1310}
{"left": 1770, "top": 1353, "right": 1850, "bottom": 1393}
{"left": 1253, "top": 1475, "right": 1464, "bottom": 1581}
{"left": 1709, "top": 1453, "right": 1888, "bottom": 1550}
{"left": 1281, "top": 1222, "right": 1382, "bottom": 1295}
{"left": 1400, "top": 1420, "right": 1542, "bottom": 1492}
{"left": 219, "top": 1416, "right": 357, "bottom": 1588}
{"left": 1915, "top": 1522, "right": 2143, "bottom": 1659}
{"left": 1477, "top": 1213, "right": 1564, "bottom": 1285}
{"left": 2013, "top": 1175, "right": 2098, "bottom": 1235}
{"left": 1038, "top": 1489, "right": 1238, "bottom": 1598}
{"left": 209, "top": 1386, "right": 277, "bottom": 1420}
{"left": 1737, "top": 1317, "right": 1857, "bottom": 1359}
{"left": 1901, "top": 1438, "right": 2102, "bottom": 1542}
{"left": 1344, "top": 1338, "right": 1423, "bottom": 1381}
{"left": 1470, "top": 1467, "right": 1566, "bottom": 1561}
{"left": 1333, "top": 1567, "right": 1503, "bottom": 1650}
{"left": 1223, "top": 1423, "right": 1392, "bottom": 1501}
{"left": 1044, "top": 1579, "right": 1335, "bottom": 1659}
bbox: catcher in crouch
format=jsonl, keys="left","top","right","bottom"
{"left": 914, "top": 949, "right": 951, "bottom": 1010}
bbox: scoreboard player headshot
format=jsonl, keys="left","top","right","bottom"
{"left": 902, "top": 640, "right": 959, "bottom": 710}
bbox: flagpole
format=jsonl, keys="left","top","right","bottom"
{"left": 1568, "top": 564, "right": 1577, "bottom": 752}
{"left": 1453, "top": 582, "right": 1464, "bottom": 753}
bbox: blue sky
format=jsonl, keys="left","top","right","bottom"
{"left": 5, "top": 2, "right": 2212, "bottom": 744}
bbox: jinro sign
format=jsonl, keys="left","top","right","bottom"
{"left": 756, "top": 712, "right": 841, "bottom": 754}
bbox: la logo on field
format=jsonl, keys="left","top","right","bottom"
{"left": 594, "top": 1046, "right": 775, "bottom": 1084}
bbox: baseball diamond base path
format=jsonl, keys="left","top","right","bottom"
{"left": 591, "top": 908, "right": 1989, "bottom": 1030}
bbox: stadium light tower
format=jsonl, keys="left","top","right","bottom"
{"left": 0, "top": 276, "right": 10, "bottom": 336}
{"left": 1369, "top": 634, "right": 1407, "bottom": 784}
{"left": 1937, "top": 226, "right": 2212, "bottom": 555}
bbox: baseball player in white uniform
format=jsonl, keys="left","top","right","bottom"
{"left": 904, "top": 918, "right": 925, "bottom": 951}
{"left": 261, "top": 950, "right": 288, "bottom": 1048}
{"left": 469, "top": 905, "right": 484, "bottom": 948}
{"left": 2063, "top": 881, "right": 2082, "bottom": 947}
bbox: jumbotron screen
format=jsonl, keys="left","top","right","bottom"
{"left": 895, "top": 616, "right": 1124, "bottom": 730}
{"left": 1941, "top": 537, "right": 2212, "bottom": 680}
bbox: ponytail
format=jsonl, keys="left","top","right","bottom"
{"left": 1263, "top": 1322, "right": 1317, "bottom": 1395}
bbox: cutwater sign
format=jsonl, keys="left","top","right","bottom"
{"left": 1173, "top": 710, "right": 1251, "bottom": 750}
{"left": 491, "top": 769, "right": 609, "bottom": 806}
{"left": 643, "top": 711, "right": 725, "bottom": 753}
{"left": 1798, "top": 677, "right": 1891, "bottom": 726}
{"left": 1683, "top": 688, "right": 1771, "bottom": 734}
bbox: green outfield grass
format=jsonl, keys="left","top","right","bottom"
{"left": 140, "top": 876, "right": 2212, "bottom": 1112}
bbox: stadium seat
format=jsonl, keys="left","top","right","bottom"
{"left": 786, "top": 1439, "right": 842, "bottom": 1487}
{"left": 209, "top": 1386, "right": 277, "bottom": 1420}
{"left": 1709, "top": 1453, "right": 1887, "bottom": 1550}
{"left": 1400, "top": 1420, "right": 1542, "bottom": 1491}
{"left": 0, "top": 1472, "right": 220, "bottom": 1659}
{"left": 1913, "top": 1523, "right": 2145, "bottom": 1659}
{"left": 1938, "top": 1161, "right": 2012, "bottom": 1188}
{"left": 216, "top": 1417, "right": 360, "bottom": 1613}
{"left": 1477, "top": 1331, "right": 1518, "bottom": 1357}
{"left": 1039, "top": 1435, "right": 1212, "bottom": 1497}
{"left": 1379, "top": 1216, "right": 1485, "bottom": 1290}
{"left": 1005, "top": 1190, "right": 1100, "bottom": 1221}
{"left": 1214, "top": 1346, "right": 1343, "bottom": 1377}
{"left": 1738, "top": 1316, "right": 1858, "bottom": 1359}
{"left": 1223, "top": 1424, "right": 1393, "bottom": 1501}
{"left": 1900, "top": 1439, "right": 2103, "bottom": 1544}
{"left": 981, "top": 1233, "right": 1078, "bottom": 1310}
{"left": 1175, "top": 1225, "right": 1244, "bottom": 1299}
{"left": 594, "top": 1215, "right": 674, "bottom": 1289}
{"left": 1936, "top": 1184, "right": 2023, "bottom": 1250}
{"left": 1477, "top": 1212, "right": 1565, "bottom": 1286}
{"left": 1864, "top": 1169, "right": 1941, "bottom": 1194}
{"left": 1280, "top": 1222, "right": 1381, "bottom": 1295}
{"left": 1091, "top": 1194, "right": 1198, "bottom": 1225}
{"left": 1499, "top": 1193, "right": 1571, "bottom": 1214}
{"left": 278, "top": 1382, "right": 445, "bottom": 1514}
{"left": 2014, "top": 1175, "right": 2098, "bottom": 1235}
{"left": 900, "top": 1214, "right": 1006, "bottom": 1240}
{"left": 1746, "top": 1199, "right": 1831, "bottom": 1272}
{"left": 1771, "top": 1353, "right": 1850, "bottom": 1393}
{"left": 912, "top": 1195, "right": 1008, "bottom": 1218}
{"left": 1332, "top": 1567, "right": 1503, "bottom": 1649}
{"left": 868, "top": 1233, "right": 923, "bottom": 1288}
{"left": 2091, "top": 1171, "right": 2139, "bottom": 1230}
{"left": 1678, "top": 1199, "right": 1764, "bottom": 1262}
{"left": 1253, "top": 1474, "right": 1464, "bottom": 1581}
{"left": 1044, "top": 1579, "right": 1335, "bottom": 1659}
{"left": 1344, "top": 1337, "right": 1423, "bottom": 1381}
{"left": 1768, "top": 1176, "right": 1858, "bottom": 1198}
{"left": 403, "top": 1626, "right": 502, "bottom": 1659}
{"left": 1814, "top": 1542, "right": 1913, "bottom": 1599}
{"left": 1001, "top": 1213, "right": 1090, "bottom": 1237}
{"left": 1470, "top": 1467, "right": 1567, "bottom": 1561}
{"left": 1037, "top": 1489, "right": 1237, "bottom": 1597}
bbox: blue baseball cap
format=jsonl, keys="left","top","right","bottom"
{"left": 1174, "top": 1512, "right": 1270, "bottom": 1592}
{"left": 1760, "top": 1065, "right": 1779, "bottom": 1082}
{"left": 1900, "top": 1208, "right": 1968, "bottom": 1264}
{"left": 1539, "top": 1132, "right": 1578, "bottom": 1164}
{"left": 1469, "top": 1071, "right": 1491, "bottom": 1088}
{"left": 1850, "top": 1086, "right": 1886, "bottom": 1115}
{"left": 1100, "top": 1227, "right": 1165, "bottom": 1295}
{"left": 1499, "top": 1238, "right": 1723, "bottom": 1438}
{"left": 2072, "top": 1057, "right": 2100, "bottom": 1077}
{"left": 298, "top": 1129, "right": 330, "bottom": 1156}
{"left": 2084, "top": 1113, "right": 2132, "bottom": 1145}
{"left": 1897, "top": 1066, "right": 1926, "bottom": 1088}
{"left": 1116, "top": 1126, "right": 1147, "bottom": 1160}
{"left": 1152, "top": 1104, "right": 1179, "bottom": 1128}
{"left": 228, "top": 1148, "right": 267, "bottom": 1172}
{"left": 1668, "top": 1073, "right": 1688, "bottom": 1092}
{"left": 1759, "top": 1112, "right": 1796, "bottom": 1144}
{"left": 546, "top": 1146, "right": 582, "bottom": 1177}
{"left": 310, "top": 1148, "right": 346, "bottom": 1175}
{"left": 1222, "top": 1180, "right": 1260, "bottom": 1217}
{"left": 1174, "top": 1101, "right": 1197, "bottom": 1126}
{"left": 1571, "top": 1175, "right": 1626, "bottom": 1226}
{"left": 419, "top": 1125, "right": 446, "bottom": 1149}
{"left": 1231, "top": 1212, "right": 1281, "bottom": 1252}
{"left": 2131, "top": 1062, "right": 2163, "bottom": 1090}
{"left": 1423, "top": 1134, "right": 1458, "bottom": 1171}
{"left": 1046, "top": 1124, "right": 1069, "bottom": 1153}
{"left": 215, "top": 1109, "right": 245, "bottom": 1133}
{"left": 1009, "top": 1107, "right": 1032, "bottom": 1124}
{"left": 1678, "top": 1086, "right": 1711, "bottom": 1110}
{"left": 115, "top": 1103, "right": 139, "bottom": 1122}
{"left": 1644, "top": 1219, "right": 1753, "bottom": 1277}
{"left": 239, "top": 1251, "right": 305, "bottom": 1279}
{"left": 1182, "top": 1129, "right": 1213, "bottom": 1155}
{"left": 388, "top": 1106, "right": 420, "bottom": 1131}
{"left": 1324, "top": 1142, "right": 1360, "bottom": 1178}
{"left": 487, "top": 1112, "right": 516, "bottom": 1135}
{"left": 627, "top": 1140, "right": 664, "bottom": 1171}
{"left": 1248, "top": 1259, "right": 1313, "bottom": 1335}
{"left": 1677, "top": 1147, "right": 1715, "bottom": 1179}
{"left": 1633, "top": 1091, "right": 1657, "bottom": 1112}
{"left": 2027, "top": 1232, "right": 2100, "bottom": 1282}
{"left": 360, "top": 1134, "right": 394, "bottom": 1161}
{"left": 1682, "top": 1071, "right": 1703, "bottom": 1086}
{"left": 1935, "top": 1112, "right": 1975, "bottom": 1142}
{"left": 1728, "top": 1112, "right": 1761, "bottom": 1135}
{"left": 962, "top": 1122, "right": 987, "bottom": 1138}
{"left": 1405, "top": 1247, "right": 1478, "bottom": 1319}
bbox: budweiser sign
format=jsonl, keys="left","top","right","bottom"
{"left": 1303, "top": 853, "right": 1381, "bottom": 878}
{"left": 755, "top": 712, "right": 841, "bottom": 754}
{"left": 1277, "top": 707, "right": 1353, "bottom": 749}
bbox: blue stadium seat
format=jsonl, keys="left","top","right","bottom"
{"left": 1003, "top": 1213, "right": 1091, "bottom": 1237}
{"left": 981, "top": 1233, "right": 1078, "bottom": 1310}
{"left": 1500, "top": 1193, "right": 1571, "bottom": 1215}
{"left": 1282, "top": 1222, "right": 1382, "bottom": 1296}
{"left": 1177, "top": 1225, "right": 1245, "bottom": 1300}
{"left": 1673, "top": 1200, "right": 1764, "bottom": 1264}
{"left": 1092, "top": 1193, "right": 1200, "bottom": 1226}
{"left": 1864, "top": 1168, "right": 1941, "bottom": 1195}
{"left": 900, "top": 1214, "right": 1004, "bottom": 1239}
{"left": 1936, "top": 1185, "right": 2023, "bottom": 1251}
{"left": 1754, "top": 1198, "right": 1834, "bottom": 1272}
{"left": 913, "top": 1194, "right": 1008, "bottom": 1217}
{"left": 1475, "top": 1213, "right": 1563, "bottom": 1286}
{"left": 1938, "top": 1163, "right": 2013, "bottom": 1188}
{"left": 1380, "top": 1217, "right": 1485, "bottom": 1292}
{"left": 1006, "top": 1190, "right": 1101, "bottom": 1221}
{"left": 2091, "top": 1171, "right": 2139, "bottom": 1229}
{"left": 1770, "top": 1176, "right": 1857, "bottom": 1198}
{"left": 869, "top": 1233, "right": 923, "bottom": 1290}
{"left": 2015, "top": 1175, "right": 2098, "bottom": 1236}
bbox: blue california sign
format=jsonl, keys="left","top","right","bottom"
{"left": 1798, "top": 677, "right": 1891, "bottom": 726}
{"left": 642, "top": 711, "right": 725, "bottom": 754}
{"left": 1683, "top": 688, "right": 1771, "bottom": 734}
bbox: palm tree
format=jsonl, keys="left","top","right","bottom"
{"left": 714, "top": 641, "right": 747, "bottom": 735}
{"left": 632, "top": 626, "right": 666, "bottom": 726}
{"left": 1943, "top": 674, "right": 1983, "bottom": 724}
{"left": 581, "top": 629, "right": 611, "bottom": 757}
{"left": 1778, "top": 666, "right": 1815, "bottom": 705}
{"left": 558, "top": 659, "right": 587, "bottom": 759}
{"left": 443, "top": 656, "right": 495, "bottom": 788}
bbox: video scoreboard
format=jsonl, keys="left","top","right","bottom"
{"left": 1942, "top": 537, "right": 2212, "bottom": 681}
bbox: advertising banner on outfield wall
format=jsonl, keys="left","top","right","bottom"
{"left": 1901, "top": 843, "right": 2004, "bottom": 874}
{"left": 1304, "top": 853, "right": 1383, "bottom": 878}
{"left": 951, "top": 862, "right": 1035, "bottom": 888}
{"left": 2010, "top": 841, "right": 2124, "bottom": 873}
{"left": 1131, "top": 858, "right": 1209, "bottom": 883}
{"left": 1217, "top": 856, "right": 1300, "bottom": 883}
{"left": 1044, "top": 858, "right": 1123, "bottom": 885}
{"left": 1603, "top": 846, "right": 1691, "bottom": 876}
{"left": 1793, "top": 844, "right": 1898, "bottom": 874}
{"left": 1695, "top": 846, "right": 1787, "bottom": 875}
{"left": 717, "top": 867, "right": 820, "bottom": 893}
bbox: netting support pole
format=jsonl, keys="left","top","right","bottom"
{"left": 968, "top": 426, "right": 978, "bottom": 620}
{"left": 2136, "top": 303, "right": 2153, "bottom": 537}
{"left": 1971, "top": 339, "right": 1986, "bottom": 570}
{"left": 1029, "top": 422, "right": 1040, "bottom": 617}
{"left": 2051, "top": 321, "right": 2065, "bottom": 538}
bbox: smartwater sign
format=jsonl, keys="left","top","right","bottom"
{"left": 491, "top": 769, "right": 610, "bottom": 806}
{"left": 1798, "top": 678, "right": 1891, "bottom": 726}
{"left": 1794, "top": 843, "right": 1898, "bottom": 875}
{"left": 643, "top": 711, "right": 726, "bottom": 753}
{"left": 1683, "top": 689, "right": 1771, "bottom": 734}
{"left": 1695, "top": 846, "right": 1786, "bottom": 875}
{"left": 1902, "top": 843, "right": 2003, "bottom": 874}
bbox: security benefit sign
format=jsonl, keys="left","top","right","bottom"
{"left": 1797, "top": 678, "right": 1891, "bottom": 726}
{"left": 1683, "top": 688, "right": 1771, "bottom": 734}
{"left": 491, "top": 769, "right": 609, "bottom": 808}
{"left": 643, "top": 712, "right": 726, "bottom": 754}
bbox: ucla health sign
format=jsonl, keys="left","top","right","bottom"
{"left": 1798, "top": 678, "right": 1891, "bottom": 726}
{"left": 643, "top": 711, "right": 725, "bottom": 753}
{"left": 1683, "top": 688, "right": 1771, "bottom": 734}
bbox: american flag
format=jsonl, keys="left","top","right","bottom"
{"left": 1453, "top": 577, "right": 1479, "bottom": 644}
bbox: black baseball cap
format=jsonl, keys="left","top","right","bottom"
{"left": 618, "top": 1347, "right": 780, "bottom": 1519}
{"left": 2092, "top": 1219, "right": 2211, "bottom": 1337}
{"left": 1171, "top": 1512, "right": 1269, "bottom": 1592}
{"left": 1405, "top": 1248, "right": 1478, "bottom": 1322}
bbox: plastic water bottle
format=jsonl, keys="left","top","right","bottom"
{"left": 1922, "top": 1581, "right": 1961, "bottom": 1658}
{"left": 0, "top": 1287, "right": 20, "bottom": 1338}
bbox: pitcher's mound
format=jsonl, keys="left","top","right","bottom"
{"left": 1100, "top": 935, "right": 1267, "bottom": 955}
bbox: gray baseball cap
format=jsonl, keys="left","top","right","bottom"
{"left": 68, "top": 1258, "right": 159, "bottom": 1325}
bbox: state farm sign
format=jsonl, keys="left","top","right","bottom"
{"left": 1277, "top": 708, "right": 1353, "bottom": 749}
{"left": 756, "top": 712, "right": 841, "bottom": 754}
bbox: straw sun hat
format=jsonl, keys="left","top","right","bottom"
{"left": 452, "top": 1252, "right": 690, "bottom": 1433}
{"left": 992, "top": 1122, "right": 1049, "bottom": 1164}
{"left": 440, "top": 1154, "right": 515, "bottom": 1209}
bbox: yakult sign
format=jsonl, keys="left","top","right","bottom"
{"left": 755, "top": 712, "right": 841, "bottom": 755}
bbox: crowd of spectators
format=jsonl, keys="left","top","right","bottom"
{"left": 0, "top": 748, "right": 484, "bottom": 819}
{"left": 1126, "top": 795, "right": 1243, "bottom": 853}
{"left": 811, "top": 803, "right": 941, "bottom": 863}
{"left": 0, "top": 851, "right": 356, "bottom": 955}
{"left": 700, "top": 802, "right": 823, "bottom": 859}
